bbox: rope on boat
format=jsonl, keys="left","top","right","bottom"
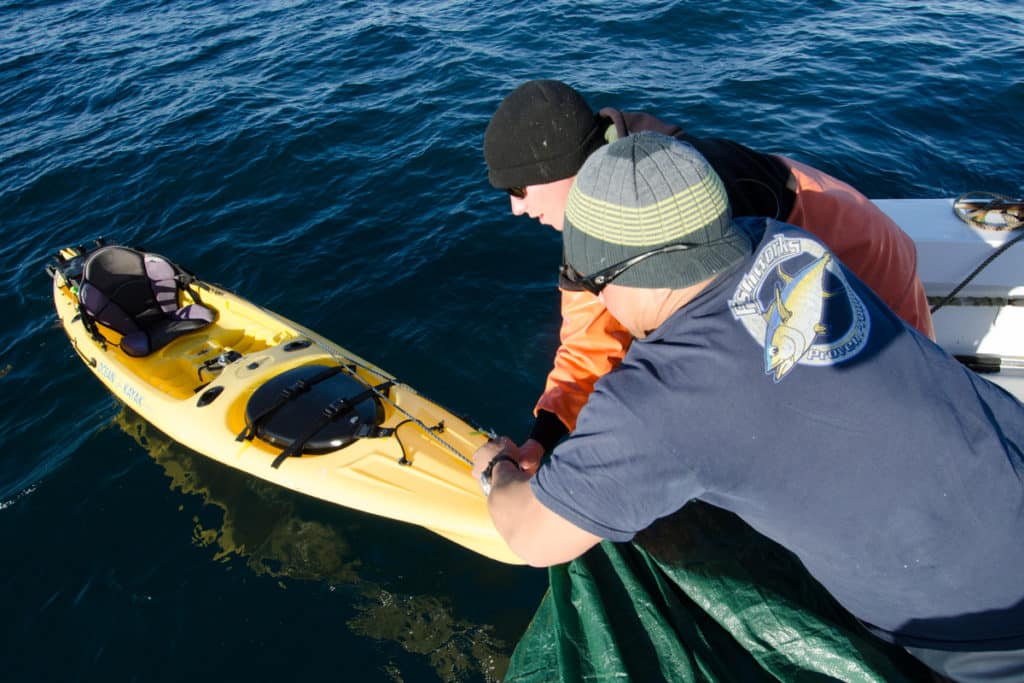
{"left": 252, "top": 302, "right": 479, "bottom": 467}
{"left": 932, "top": 193, "right": 1024, "bottom": 314}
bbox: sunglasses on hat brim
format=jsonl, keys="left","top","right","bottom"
{"left": 559, "top": 241, "right": 698, "bottom": 296}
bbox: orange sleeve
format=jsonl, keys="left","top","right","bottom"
{"left": 534, "top": 288, "right": 633, "bottom": 432}
{"left": 780, "top": 157, "right": 935, "bottom": 340}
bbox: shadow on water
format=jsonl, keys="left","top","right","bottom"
{"left": 111, "top": 405, "right": 514, "bottom": 682}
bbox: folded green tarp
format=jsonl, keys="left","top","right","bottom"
{"left": 505, "top": 502, "right": 934, "bottom": 682}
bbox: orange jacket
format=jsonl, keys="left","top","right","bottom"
{"left": 533, "top": 158, "right": 934, "bottom": 442}
{"left": 533, "top": 288, "right": 632, "bottom": 435}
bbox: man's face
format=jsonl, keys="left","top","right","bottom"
{"left": 508, "top": 177, "right": 577, "bottom": 231}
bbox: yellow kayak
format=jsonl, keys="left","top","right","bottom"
{"left": 48, "top": 241, "right": 520, "bottom": 565}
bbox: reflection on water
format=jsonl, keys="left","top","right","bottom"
{"left": 350, "top": 590, "right": 509, "bottom": 683}
{"left": 112, "top": 405, "right": 509, "bottom": 681}
{"left": 113, "top": 404, "right": 359, "bottom": 582}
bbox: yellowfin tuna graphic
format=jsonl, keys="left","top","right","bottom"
{"left": 763, "top": 254, "right": 832, "bottom": 382}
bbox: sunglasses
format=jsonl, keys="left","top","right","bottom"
{"left": 560, "top": 241, "right": 698, "bottom": 295}
{"left": 506, "top": 186, "right": 527, "bottom": 199}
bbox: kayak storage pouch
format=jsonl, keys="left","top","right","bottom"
{"left": 241, "top": 364, "right": 392, "bottom": 468}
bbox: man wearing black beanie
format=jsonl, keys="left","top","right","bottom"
{"left": 481, "top": 79, "right": 933, "bottom": 472}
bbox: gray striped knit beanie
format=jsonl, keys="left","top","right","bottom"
{"left": 563, "top": 132, "right": 751, "bottom": 289}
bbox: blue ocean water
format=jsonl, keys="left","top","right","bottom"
{"left": 1, "top": 1, "right": 1021, "bottom": 680}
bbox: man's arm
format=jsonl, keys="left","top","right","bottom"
{"left": 473, "top": 438, "right": 601, "bottom": 566}
{"left": 521, "top": 288, "right": 632, "bottom": 468}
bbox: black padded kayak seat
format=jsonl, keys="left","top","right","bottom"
{"left": 78, "top": 246, "right": 215, "bottom": 357}
{"left": 244, "top": 364, "right": 385, "bottom": 455}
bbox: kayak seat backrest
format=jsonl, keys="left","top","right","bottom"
{"left": 78, "top": 246, "right": 215, "bottom": 357}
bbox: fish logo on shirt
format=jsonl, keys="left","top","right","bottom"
{"left": 763, "top": 254, "right": 831, "bottom": 382}
{"left": 730, "top": 231, "right": 870, "bottom": 383}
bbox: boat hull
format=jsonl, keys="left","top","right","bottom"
{"left": 876, "top": 198, "right": 1024, "bottom": 399}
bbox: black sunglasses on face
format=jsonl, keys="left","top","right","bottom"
{"left": 506, "top": 186, "right": 527, "bottom": 199}
{"left": 560, "top": 241, "right": 698, "bottom": 295}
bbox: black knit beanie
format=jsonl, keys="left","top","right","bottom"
{"left": 483, "top": 80, "right": 605, "bottom": 189}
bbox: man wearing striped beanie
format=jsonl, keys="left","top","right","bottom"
{"left": 475, "top": 132, "right": 1024, "bottom": 683}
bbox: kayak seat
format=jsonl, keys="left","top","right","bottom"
{"left": 78, "top": 245, "right": 215, "bottom": 357}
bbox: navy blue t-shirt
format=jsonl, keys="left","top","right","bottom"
{"left": 534, "top": 218, "right": 1024, "bottom": 651}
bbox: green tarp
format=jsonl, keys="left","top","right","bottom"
{"left": 505, "top": 502, "right": 934, "bottom": 682}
